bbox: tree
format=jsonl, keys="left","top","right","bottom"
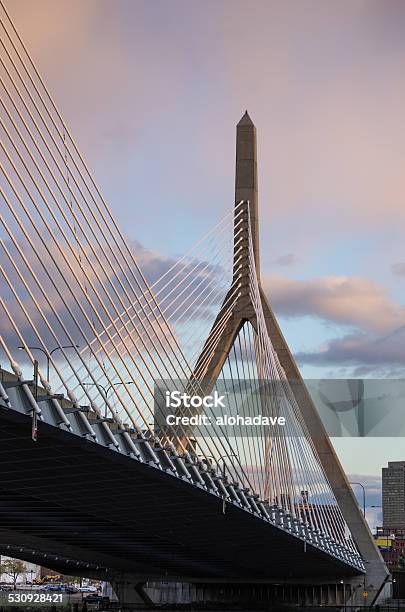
{"left": 0, "top": 559, "right": 27, "bottom": 590}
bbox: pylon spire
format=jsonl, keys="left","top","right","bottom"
{"left": 235, "top": 110, "right": 259, "bottom": 277}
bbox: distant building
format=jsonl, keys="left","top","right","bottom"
{"left": 374, "top": 528, "right": 405, "bottom": 599}
{"left": 374, "top": 527, "right": 405, "bottom": 569}
{"left": 382, "top": 461, "right": 405, "bottom": 530}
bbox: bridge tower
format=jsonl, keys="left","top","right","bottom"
{"left": 192, "top": 111, "right": 389, "bottom": 606}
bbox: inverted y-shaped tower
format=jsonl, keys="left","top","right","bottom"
{"left": 191, "top": 111, "right": 388, "bottom": 604}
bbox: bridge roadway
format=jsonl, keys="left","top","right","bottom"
{"left": 0, "top": 367, "right": 364, "bottom": 583}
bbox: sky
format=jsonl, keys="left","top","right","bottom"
{"left": 5, "top": 0, "right": 405, "bottom": 525}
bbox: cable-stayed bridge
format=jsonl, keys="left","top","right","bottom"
{"left": 0, "top": 2, "right": 388, "bottom": 609}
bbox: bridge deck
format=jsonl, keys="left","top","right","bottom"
{"left": 0, "top": 369, "right": 364, "bottom": 581}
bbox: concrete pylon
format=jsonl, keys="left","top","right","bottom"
{"left": 188, "top": 113, "right": 258, "bottom": 390}
{"left": 235, "top": 111, "right": 259, "bottom": 275}
{"left": 189, "top": 111, "right": 389, "bottom": 604}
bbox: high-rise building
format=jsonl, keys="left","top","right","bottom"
{"left": 382, "top": 461, "right": 405, "bottom": 530}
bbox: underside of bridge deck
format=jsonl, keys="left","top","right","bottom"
{"left": 0, "top": 403, "right": 362, "bottom": 583}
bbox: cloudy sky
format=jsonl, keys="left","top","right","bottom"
{"left": 6, "top": 0, "right": 405, "bottom": 516}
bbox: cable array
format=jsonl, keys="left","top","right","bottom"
{"left": 0, "top": 0, "right": 248, "bottom": 487}
{"left": 244, "top": 207, "right": 357, "bottom": 553}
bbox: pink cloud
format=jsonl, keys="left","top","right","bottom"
{"left": 263, "top": 274, "right": 405, "bottom": 334}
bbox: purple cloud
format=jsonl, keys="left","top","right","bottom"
{"left": 272, "top": 253, "right": 297, "bottom": 267}
{"left": 263, "top": 274, "right": 405, "bottom": 334}
{"left": 392, "top": 262, "right": 405, "bottom": 277}
{"left": 295, "top": 327, "right": 405, "bottom": 370}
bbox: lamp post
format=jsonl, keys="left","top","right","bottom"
{"left": 197, "top": 452, "right": 239, "bottom": 514}
{"left": 18, "top": 345, "right": 79, "bottom": 382}
{"left": 339, "top": 580, "right": 346, "bottom": 612}
{"left": 82, "top": 381, "right": 134, "bottom": 417}
{"left": 217, "top": 453, "right": 238, "bottom": 515}
{"left": 350, "top": 482, "right": 366, "bottom": 517}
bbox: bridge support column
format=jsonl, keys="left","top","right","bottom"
{"left": 111, "top": 576, "right": 153, "bottom": 611}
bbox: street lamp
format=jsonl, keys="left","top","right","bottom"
{"left": 217, "top": 453, "right": 238, "bottom": 515}
{"left": 339, "top": 580, "right": 346, "bottom": 612}
{"left": 18, "top": 345, "right": 79, "bottom": 382}
{"left": 197, "top": 452, "right": 239, "bottom": 514}
{"left": 82, "top": 381, "right": 134, "bottom": 417}
{"left": 350, "top": 482, "right": 366, "bottom": 517}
